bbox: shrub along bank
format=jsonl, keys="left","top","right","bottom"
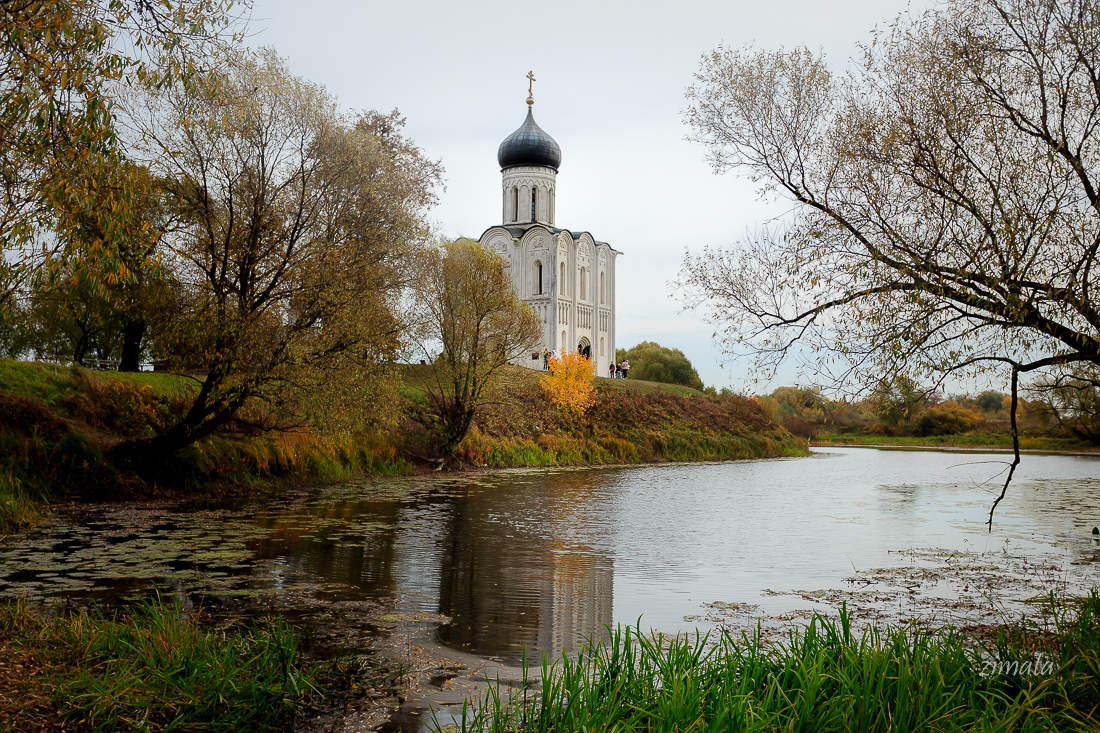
{"left": 0, "top": 359, "right": 409, "bottom": 531}
{"left": 0, "top": 359, "right": 803, "bottom": 531}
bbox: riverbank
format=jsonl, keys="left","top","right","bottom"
{"left": 814, "top": 431, "right": 1098, "bottom": 453}
{"left": 6, "top": 583, "right": 1097, "bottom": 731}
{"left": 0, "top": 359, "right": 802, "bottom": 531}
{"left": 0, "top": 598, "right": 317, "bottom": 730}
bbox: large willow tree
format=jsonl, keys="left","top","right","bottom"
{"left": 681, "top": 0, "right": 1100, "bottom": 523}
{"left": 112, "top": 50, "right": 441, "bottom": 465}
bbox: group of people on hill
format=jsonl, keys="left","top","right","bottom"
{"left": 539, "top": 349, "right": 630, "bottom": 379}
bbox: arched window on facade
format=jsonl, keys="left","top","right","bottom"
{"left": 535, "top": 260, "right": 543, "bottom": 295}
{"left": 561, "top": 330, "right": 566, "bottom": 349}
{"left": 580, "top": 268, "right": 587, "bottom": 300}
{"left": 531, "top": 187, "right": 537, "bottom": 221}
{"left": 512, "top": 187, "right": 519, "bottom": 222}
{"left": 600, "top": 336, "right": 605, "bottom": 356}
{"left": 560, "top": 261, "right": 567, "bottom": 296}
{"left": 599, "top": 272, "right": 605, "bottom": 304}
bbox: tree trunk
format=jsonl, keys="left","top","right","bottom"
{"left": 72, "top": 328, "right": 89, "bottom": 366}
{"left": 119, "top": 317, "right": 145, "bottom": 372}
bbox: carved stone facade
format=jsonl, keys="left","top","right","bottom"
{"left": 501, "top": 166, "right": 557, "bottom": 226}
{"left": 479, "top": 102, "right": 619, "bottom": 377}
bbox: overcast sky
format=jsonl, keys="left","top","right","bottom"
{"left": 248, "top": 0, "right": 931, "bottom": 391}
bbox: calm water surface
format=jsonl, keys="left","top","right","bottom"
{"left": 2, "top": 447, "right": 1100, "bottom": 664}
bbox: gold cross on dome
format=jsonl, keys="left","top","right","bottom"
{"left": 526, "top": 70, "right": 536, "bottom": 106}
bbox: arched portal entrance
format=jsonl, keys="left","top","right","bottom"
{"left": 577, "top": 336, "right": 591, "bottom": 360}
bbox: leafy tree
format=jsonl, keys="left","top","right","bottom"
{"left": 870, "top": 376, "right": 929, "bottom": 435}
{"left": 615, "top": 342, "right": 704, "bottom": 390}
{"left": 25, "top": 260, "right": 121, "bottom": 365}
{"left": 913, "top": 401, "right": 985, "bottom": 437}
{"left": 0, "top": 0, "right": 246, "bottom": 315}
{"left": 976, "top": 391, "right": 1007, "bottom": 413}
{"left": 411, "top": 240, "right": 542, "bottom": 457}
{"left": 1028, "top": 369, "right": 1100, "bottom": 444}
{"left": 541, "top": 351, "right": 598, "bottom": 415}
{"left": 110, "top": 50, "right": 441, "bottom": 467}
{"left": 36, "top": 158, "right": 172, "bottom": 369}
{"left": 680, "top": 0, "right": 1100, "bottom": 524}
{"left": 768, "top": 386, "right": 829, "bottom": 437}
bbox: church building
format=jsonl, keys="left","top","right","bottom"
{"left": 479, "top": 73, "right": 620, "bottom": 377}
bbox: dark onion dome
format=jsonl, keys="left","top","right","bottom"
{"left": 497, "top": 107, "right": 562, "bottom": 170}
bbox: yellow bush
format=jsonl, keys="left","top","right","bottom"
{"left": 540, "top": 351, "right": 597, "bottom": 415}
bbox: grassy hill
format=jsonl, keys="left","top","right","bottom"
{"left": 400, "top": 366, "right": 802, "bottom": 467}
{"left": 0, "top": 359, "right": 804, "bottom": 530}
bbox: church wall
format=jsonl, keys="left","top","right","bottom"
{"left": 479, "top": 226, "right": 618, "bottom": 379}
{"left": 606, "top": 249, "right": 616, "bottom": 373}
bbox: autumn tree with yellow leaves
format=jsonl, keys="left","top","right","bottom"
{"left": 0, "top": 0, "right": 248, "bottom": 315}
{"left": 541, "top": 351, "right": 598, "bottom": 415}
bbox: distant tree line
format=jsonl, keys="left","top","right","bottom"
{"left": 761, "top": 376, "right": 1100, "bottom": 445}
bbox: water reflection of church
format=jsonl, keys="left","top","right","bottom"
{"left": 539, "top": 548, "right": 614, "bottom": 657}
{"left": 431, "top": 476, "right": 615, "bottom": 662}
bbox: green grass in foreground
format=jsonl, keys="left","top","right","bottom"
{"left": 0, "top": 597, "right": 315, "bottom": 731}
{"left": 450, "top": 594, "right": 1100, "bottom": 732}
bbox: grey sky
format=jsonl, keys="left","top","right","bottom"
{"left": 249, "top": 0, "right": 928, "bottom": 391}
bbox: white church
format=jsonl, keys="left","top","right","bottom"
{"left": 479, "top": 74, "right": 620, "bottom": 378}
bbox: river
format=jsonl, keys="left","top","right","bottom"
{"left": 2, "top": 447, "right": 1099, "bottom": 724}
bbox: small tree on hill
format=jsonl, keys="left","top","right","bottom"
{"left": 412, "top": 240, "right": 542, "bottom": 456}
{"left": 541, "top": 351, "right": 597, "bottom": 415}
{"left": 615, "top": 342, "right": 704, "bottom": 390}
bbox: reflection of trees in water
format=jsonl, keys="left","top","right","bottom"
{"left": 244, "top": 472, "right": 619, "bottom": 663}
{"left": 248, "top": 500, "right": 407, "bottom": 598}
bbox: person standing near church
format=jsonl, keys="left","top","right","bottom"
{"left": 622, "top": 359, "right": 630, "bottom": 379}
{"left": 542, "top": 349, "right": 549, "bottom": 370}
